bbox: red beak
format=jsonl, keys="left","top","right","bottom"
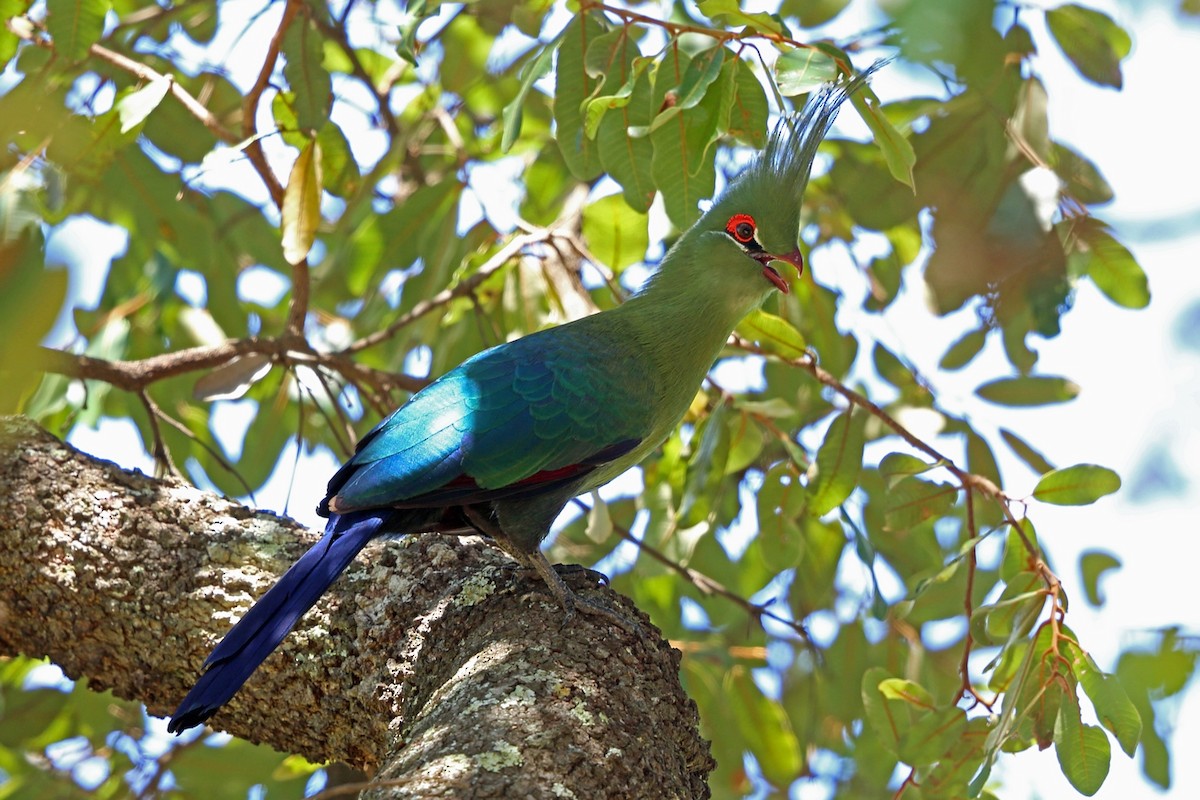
{"left": 757, "top": 249, "right": 804, "bottom": 294}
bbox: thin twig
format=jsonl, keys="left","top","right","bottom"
{"left": 959, "top": 487, "right": 995, "bottom": 710}
{"left": 579, "top": 1, "right": 841, "bottom": 67}
{"left": 571, "top": 498, "right": 814, "bottom": 646}
{"left": 149, "top": 400, "right": 256, "bottom": 500}
{"left": 137, "top": 391, "right": 177, "bottom": 478}
{"left": 240, "top": 0, "right": 298, "bottom": 206}
{"left": 39, "top": 339, "right": 425, "bottom": 401}
{"left": 6, "top": 18, "right": 237, "bottom": 144}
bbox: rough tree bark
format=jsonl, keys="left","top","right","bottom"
{"left": 0, "top": 417, "right": 714, "bottom": 798}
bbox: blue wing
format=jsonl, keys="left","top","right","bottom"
{"left": 323, "top": 322, "right": 654, "bottom": 514}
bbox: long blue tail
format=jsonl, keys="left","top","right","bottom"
{"left": 168, "top": 511, "right": 388, "bottom": 733}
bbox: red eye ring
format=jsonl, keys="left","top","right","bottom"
{"left": 726, "top": 213, "right": 757, "bottom": 244}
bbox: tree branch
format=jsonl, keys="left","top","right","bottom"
{"left": 38, "top": 338, "right": 426, "bottom": 400}
{"left": 5, "top": 17, "right": 237, "bottom": 144}
{"left": 0, "top": 417, "right": 714, "bottom": 794}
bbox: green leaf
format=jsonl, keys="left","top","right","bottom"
{"left": 884, "top": 476, "right": 957, "bottom": 532}
{"left": 729, "top": 669, "right": 803, "bottom": 785}
{"left": 862, "top": 669, "right": 965, "bottom": 765}
{"left": 595, "top": 52, "right": 656, "bottom": 212}
{"left": 1046, "top": 3, "right": 1131, "bottom": 89}
{"left": 999, "top": 521, "right": 1040, "bottom": 582}
{"left": 725, "top": 412, "right": 765, "bottom": 474}
{"left": 976, "top": 375, "right": 1079, "bottom": 406}
{"left": 940, "top": 327, "right": 988, "bottom": 371}
{"left": 649, "top": 47, "right": 719, "bottom": 228}
{"left": 1054, "top": 691, "right": 1112, "bottom": 795}
{"left": 282, "top": 15, "right": 332, "bottom": 131}
{"left": 782, "top": 0, "right": 851, "bottom": 27}
{"left": 878, "top": 452, "right": 935, "bottom": 486}
{"left": 1067, "top": 221, "right": 1149, "bottom": 309}
{"left": 581, "top": 193, "right": 649, "bottom": 271}
{"left": 501, "top": 43, "right": 555, "bottom": 152}
{"left": 1079, "top": 550, "right": 1121, "bottom": 607}
{"left": 169, "top": 735, "right": 311, "bottom": 799}
{"left": 736, "top": 308, "right": 806, "bottom": 360}
{"left": 680, "top": 403, "right": 730, "bottom": 524}
{"left": 316, "top": 120, "right": 360, "bottom": 197}
{"left": 582, "top": 28, "right": 647, "bottom": 137}
{"left": 1073, "top": 651, "right": 1142, "bottom": 758}
{"left": 46, "top": 0, "right": 106, "bottom": 62}
{"left": 1033, "top": 464, "right": 1121, "bottom": 506}
{"left": 965, "top": 429, "right": 1002, "bottom": 487}
{"left": 999, "top": 427, "right": 1056, "bottom": 475}
{"left": 281, "top": 139, "right": 322, "bottom": 265}
{"left": 116, "top": 74, "right": 173, "bottom": 133}
{"left": 0, "top": 231, "right": 67, "bottom": 414}
{"left": 698, "top": 0, "right": 788, "bottom": 36}
{"left": 809, "top": 410, "right": 865, "bottom": 516}
{"left": 1052, "top": 142, "right": 1113, "bottom": 205}
{"left": 774, "top": 47, "right": 839, "bottom": 96}
{"left": 970, "top": 570, "right": 1044, "bottom": 646}
{"left": 553, "top": 14, "right": 607, "bottom": 180}
{"left": 899, "top": 705, "right": 969, "bottom": 767}
{"left": 669, "top": 46, "right": 726, "bottom": 113}
{"left": 850, "top": 88, "right": 916, "bottom": 190}
{"left": 725, "top": 58, "right": 769, "bottom": 147}
{"left": 0, "top": 0, "right": 25, "bottom": 64}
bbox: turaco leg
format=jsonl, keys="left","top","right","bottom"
{"left": 461, "top": 506, "right": 636, "bottom": 633}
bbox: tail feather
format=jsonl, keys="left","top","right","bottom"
{"left": 168, "top": 511, "right": 388, "bottom": 733}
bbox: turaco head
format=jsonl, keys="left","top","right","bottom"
{"left": 659, "top": 73, "right": 868, "bottom": 307}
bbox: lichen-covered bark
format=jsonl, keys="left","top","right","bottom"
{"left": 0, "top": 417, "right": 713, "bottom": 797}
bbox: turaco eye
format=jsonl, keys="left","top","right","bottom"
{"left": 725, "top": 213, "right": 757, "bottom": 244}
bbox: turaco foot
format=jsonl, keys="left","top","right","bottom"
{"left": 552, "top": 562, "right": 612, "bottom": 586}
{"left": 524, "top": 549, "right": 639, "bottom": 635}
{"left": 462, "top": 507, "right": 638, "bottom": 634}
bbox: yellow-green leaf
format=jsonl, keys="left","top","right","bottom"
{"left": 649, "top": 47, "right": 719, "bottom": 228}
{"left": 1054, "top": 691, "right": 1112, "bottom": 795}
{"left": 940, "top": 327, "right": 988, "bottom": 371}
{"left": 851, "top": 89, "right": 916, "bottom": 190}
{"left": 809, "top": 410, "right": 865, "bottom": 516}
{"left": 1046, "top": 3, "right": 1131, "bottom": 89}
{"left": 553, "top": 14, "right": 607, "bottom": 180}
{"left": 282, "top": 15, "right": 332, "bottom": 131}
{"left": 698, "top": 0, "right": 788, "bottom": 36}
{"left": 502, "top": 44, "right": 555, "bottom": 152}
{"left": 1033, "top": 464, "right": 1121, "bottom": 506}
{"left": 1079, "top": 550, "right": 1121, "bottom": 607}
{"left": 999, "top": 427, "right": 1056, "bottom": 475}
{"left": 878, "top": 452, "right": 935, "bottom": 486}
{"left": 46, "top": 0, "right": 106, "bottom": 62}
{"left": 1069, "top": 222, "right": 1149, "bottom": 309}
{"left": 737, "top": 308, "right": 806, "bottom": 360}
{"left": 976, "top": 375, "right": 1079, "bottom": 406}
{"left": 581, "top": 194, "right": 649, "bottom": 271}
{"left": 281, "top": 139, "right": 322, "bottom": 265}
{"left": 1053, "top": 141, "right": 1113, "bottom": 205}
{"left": 774, "top": 47, "right": 839, "bottom": 96}
{"left": 883, "top": 476, "right": 957, "bottom": 531}
{"left": 1074, "top": 651, "right": 1142, "bottom": 758}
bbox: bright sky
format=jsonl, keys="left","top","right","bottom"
{"left": 43, "top": 1, "right": 1200, "bottom": 798}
